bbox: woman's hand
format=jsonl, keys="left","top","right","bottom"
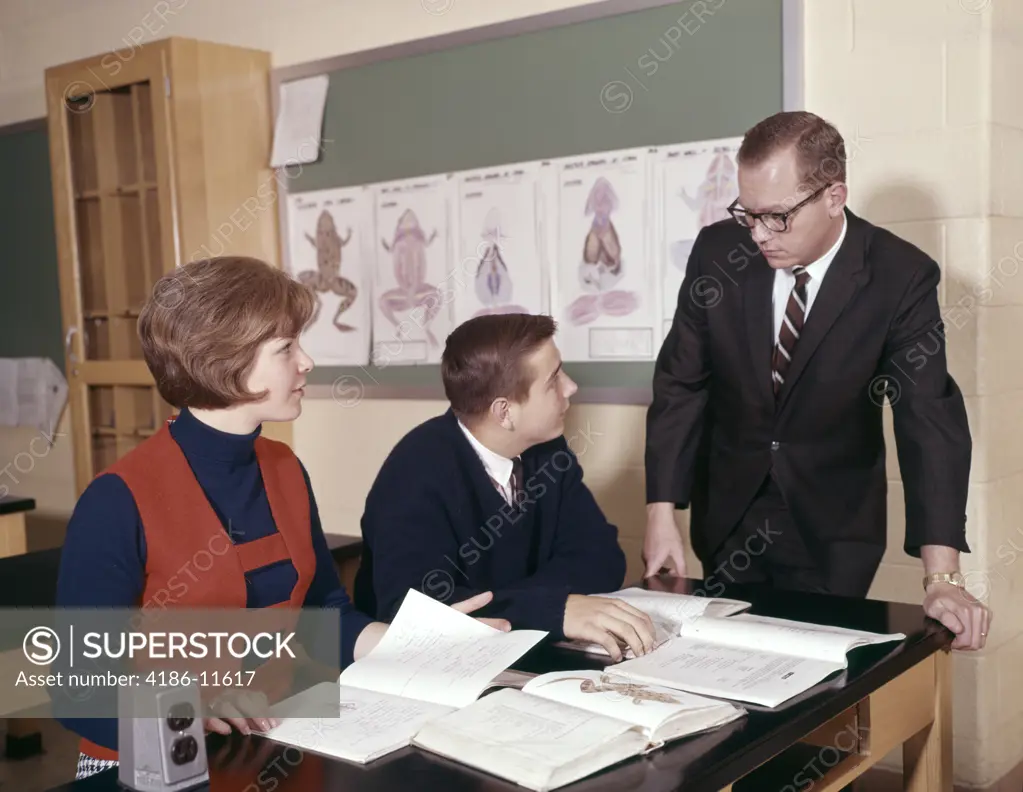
{"left": 204, "top": 689, "right": 280, "bottom": 737}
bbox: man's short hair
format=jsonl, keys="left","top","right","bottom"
{"left": 441, "top": 313, "right": 558, "bottom": 421}
{"left": 138, "top": 256, "right": 315, "bottom": 409}
{"left": 738, "top": 111, "right": 847, "bottom": 192}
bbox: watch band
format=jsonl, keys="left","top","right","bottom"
{"left": 922, "top": 571, "right": 965, "bottom": 590}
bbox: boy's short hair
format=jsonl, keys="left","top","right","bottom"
{"left": 138, "top": 257, "right": 314, "bottom": 409}
{"left": 441, "top": 313, "right": 558, "bottom": 421}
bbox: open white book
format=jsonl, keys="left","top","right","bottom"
{"left": 262, "top": 589, "right": 547, "bottom": 763}
{"left": 554, "top": 587, "right": 750, "bottom": 658}
{"left": 412, "top": 669, "right": 745, "bottom": 791}
{"left": 610, "top": 612, "right": 906, "bottom": 708}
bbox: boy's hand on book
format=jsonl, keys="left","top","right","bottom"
{"left": 563, "top": 595, "right": 657, "bottom": 662}
{"left": 452, "top": 591, "right": 512, "bottom": 632}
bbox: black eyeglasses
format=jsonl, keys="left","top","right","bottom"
{"left": 727, "top": 183, "right": 831, "bottom": 233}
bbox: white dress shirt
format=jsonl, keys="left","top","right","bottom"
{"left": 457, "top": 419, "right": 516, "bottom": 505}
{"left": 772, "top": 214, "right": 848, "bottom": 344}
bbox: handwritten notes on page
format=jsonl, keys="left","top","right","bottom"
{"left": 265, "top": 682, "right": 455, "bottom": 764}
{"left": 338, "top": 589, "right": 548, "bottom": 708}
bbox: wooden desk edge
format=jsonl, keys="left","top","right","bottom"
{"left": 0, "top": 495, "right": 36, "bottom": 515}
{"left": 716, "top": 646, "right": 952, "bottom": 792}
{"left": 0, "top": 512, "right": 28, "bottom": 558}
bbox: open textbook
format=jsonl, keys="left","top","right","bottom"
{"left": 262, "top": 589, "right": 547, "bottom": 763}
{"left": 610, "top": 612, "right": 906, "bottom": 708}
{"left": 555, "top": 587, "right": 751, "bottom": 658}
{"left": 412, "top": 670, "right": 745, "bottom": 792}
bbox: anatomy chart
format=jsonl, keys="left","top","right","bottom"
{"left": 552, "top": 149, "right": 656, "bottom": 362}
{"left": 656, "top": 137, "right": 742, "bottom": 339}
{"left": 279, "top": 134, "right": 747, "bottom": 372}
{"left": 452, "top": 163, "right": 547, "bottom": 330}
{"left": 287, "top": 186, "right": 373, "bottom": 366}
{"left": 372, "top": 175, "right": 453, "bottom": 366}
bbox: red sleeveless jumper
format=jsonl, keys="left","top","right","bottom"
{"left": 78, "top": 421, "right": 317, "bottom": 764}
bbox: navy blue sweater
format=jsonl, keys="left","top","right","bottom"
{"left": 54, "top": 408, "right": 373, "bottom": 751}
{"left": 353, "top": 409, "right": 626, "bottom": 637}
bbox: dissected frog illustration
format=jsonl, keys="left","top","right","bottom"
{"left": 679, "top": 148, "right": 737, "bottom": 231}
{"left": 668, "top": 150, "right": 737, "bottom": 275}
{"left": 297, "top": 209, "right": 358, "bottom": 332}
{"left": 475, "top": 207, "right": 513, "bottom": 307}
{"left": 472, "top": 207, "right": 528, "bottom": 317}
{"left": 580, "top": 176, "right": 624, "bottom": 291}
{"left": 568, "top": 175, "right": 638, "bottom": 324}
{"left": 379, "top": 208, "right": 442, "bottom": 346}
{"left": 535, "top": 674, "right": 683, "bottom": 705}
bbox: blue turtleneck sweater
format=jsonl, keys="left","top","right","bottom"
{"left": 54, "top": 408, "right": 373, "bottom": 751}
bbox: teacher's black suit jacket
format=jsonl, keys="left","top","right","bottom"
{"left": 646, "top": 208, "right": 972, "bottom": 567}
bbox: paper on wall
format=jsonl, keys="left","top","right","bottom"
{"left": 286, "top": 186, "right": 373, "bottom": 366}
{"left": 0, "top": 358, "right": 69, "bottom": 436}
{"left": 655, "top": 137, "right": 742, "bottom": 341}
{"left": 551, "top": 148, "right": 657, "bottom": 362}
{"left": 271, "top": 75, "right": 330, "bottom": 168}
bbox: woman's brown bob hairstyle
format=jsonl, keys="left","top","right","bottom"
{"left": 138, "top": 256, "right": 315, "bottom": 410}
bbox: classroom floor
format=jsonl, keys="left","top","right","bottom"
{"left": 0, "top": 719, "right": 80, "bottom": 791}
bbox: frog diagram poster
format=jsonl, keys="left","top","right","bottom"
{"left": 372, "top": 175, "right": 453, "bottom": 366}
{"left": 286, "top": 187, "right": 373, "bottom": 366}
{"left": 452, "top": 162, "right": 547, "bottom": 331}
{"left": 552, "top": 148, "right": 656, "bottom": 362}
{"left": 655, "top": 137, "right": 742, "bottom": 340}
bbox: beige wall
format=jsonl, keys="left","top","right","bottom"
{"left": 804, "top": 0, "right": 1023, "bottom": 785}
{"left": 0, "top": 0, "right": 597, "bottom": 127}
{"left": 1, "top": 0, "right": 1020, "bottom": 784}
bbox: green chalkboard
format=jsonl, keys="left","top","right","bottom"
{"left": 280, "top": 0, "right": 788, "bottom": 399}
{"left": 0, "top": 123, "right": 64, "bottom": 373}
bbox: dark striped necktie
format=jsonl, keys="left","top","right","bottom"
{"left": 487, "top": 456, "right": 524, "bottom": 508}
{"left": 772, "top": 266, "right": 811, "bottom": 395}
{"left": 510, "top": 456, "right": 523, "bottom": 508}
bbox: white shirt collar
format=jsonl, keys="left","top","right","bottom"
{"left": 457, "top": 419, "right": 514, "bottom": 489}
{"left": 798, "top": 212, "right": 847, "bottom": 283}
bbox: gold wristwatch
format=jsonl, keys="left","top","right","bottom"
{"left": 922, "top": 571, "right": 965, "bottom": 591}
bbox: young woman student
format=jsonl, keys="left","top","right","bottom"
{"left": 55, "top": 256, "right": 507, "bottom": 780}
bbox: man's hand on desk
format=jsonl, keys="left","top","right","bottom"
{"left": 643, "top": 502, "right": 688, "bottom": 578}
{"left": 921, "top": 545, "right": 991, "bottom": 650}
{"left": 563, "top": 595, "right": 657, "bottom": 663}
{"left": 923, "top": 582, "right": 991, "bottom": 651}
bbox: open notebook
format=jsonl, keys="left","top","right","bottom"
{"left": 610, "top": 613, "right": 906, "bottom": 707}
{"left": 262, "top": 590, "right": 547, "bottom": 763}
{"left": 554, "top": 587, "right": 751, "bottom": 658}
{"left": 411, "top": 669, "right": 745, "bottom": 791}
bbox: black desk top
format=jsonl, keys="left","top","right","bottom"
{"left": 45, "top": 576, "right": 951, "bottom": 792}
{"left": 324, "top": 533, "right": 362, "bottom": 561}
{"left": 0, "top": 494, "right": 35, "bottom": 515}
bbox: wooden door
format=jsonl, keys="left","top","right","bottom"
{"left": 46, "top": 47, "right": 179, "bottom": 495}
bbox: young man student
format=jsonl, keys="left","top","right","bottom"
{"left": 55, "top": 257, "right": 507, "bottom": 780}
{"left": 354, "top": 313, "right": 656, "bottom": 661}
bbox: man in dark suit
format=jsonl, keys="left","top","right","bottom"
{"left": 354, "top": 313, "right": 656, "bottom": 661}
{"left": 644, "top": 111, "right": 990, "bottom": 650}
